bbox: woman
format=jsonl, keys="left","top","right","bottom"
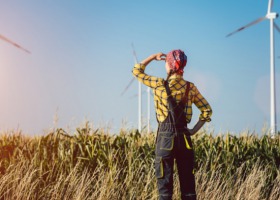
{"left": 132, "top": 49, "right": 212, "bottom": 200}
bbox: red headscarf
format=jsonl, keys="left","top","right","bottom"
{"left": 166, "top": 49, "right": 187, "bottom": 75}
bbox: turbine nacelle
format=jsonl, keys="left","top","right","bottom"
{"left": 266, "top": 12, "right": 279, "bottom": 19}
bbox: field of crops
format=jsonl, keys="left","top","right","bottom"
{"left": 0, "top": 123, "right": 279, "bottom": 200}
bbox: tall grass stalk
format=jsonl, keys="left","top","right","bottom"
{"left": 0, "top": 124, "right": 279, "bottom": 199}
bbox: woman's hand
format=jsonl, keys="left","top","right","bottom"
{"left": 154, "top": 52, "right": 166, "bottom": 61}
{"left": 140, "top": 52, "right": 166, "bottom": 66}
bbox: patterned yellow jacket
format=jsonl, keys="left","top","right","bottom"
{"left": 132, "top": 63, "right": 212, "bottom": 123}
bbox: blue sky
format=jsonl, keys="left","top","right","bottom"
{"left": 0, "top": 0, "right": 279, "bottom": 135}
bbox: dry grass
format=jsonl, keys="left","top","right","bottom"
{"left": 0, "top": 123, "right": 279, "bottom": 200}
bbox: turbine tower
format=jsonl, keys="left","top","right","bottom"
{"left": 226, "top": 0, "right": 279, "bottom": 136}
{"left": 0, "top": 34, "right": 30, "bottom": 53}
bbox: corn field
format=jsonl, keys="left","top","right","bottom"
{"left": 0, "top": 123, "right": 279, "bottom": 200}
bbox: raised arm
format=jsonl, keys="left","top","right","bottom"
{"left": 132, "top": 52, "right": 166, "bottom": 88}
{"left": 140, "top": 52, "right": 166, "bottom": 66}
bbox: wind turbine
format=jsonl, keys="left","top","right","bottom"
{"left": 0, "top": 34, "right": 30, "bottom": 53}
{"left": 226, "top": 0, "right": 279, "bottom": 136}
{"left": 121, "top": 44, "right": 143, "bottom": 132}
{"left": 131, "top": 43, "right": 143, "bottom": 133}
{"left": 121, "top": 44, "right": 152, "bottom": 133}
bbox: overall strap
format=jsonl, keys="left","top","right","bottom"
{"left": 164, "top": 81, "right": 191, "bottom": 109}
{"left": 163, "top": 81, "right": 180, "bottom": 135}
{"left": 164, "top": 81, "right": 177, "bottom": 109}
{"left": 163, "top": 81, "right": 191, "bottom": 135}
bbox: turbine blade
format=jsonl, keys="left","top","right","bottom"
{"left": 130, "top": 94, "right": 138, "bottom": 99}
{"left": 0, "top": 34, "right": 31, "bottom": 54}
{"left": 131, "top": 43, "right": 139, "bottom": 64}
{"left": 274, "top": 22, "right": 280, "bottom": 33}
{"left": 268, "top": 0, "right": 273, "bottom": 14}
{"left": 226, "top": 17, "right": 266, "bottom": 37}
{"left": 121, "top": 43, "right": 140, "bottom": 96}
{"left": 121, "top": 77, "right": 135, "bottom": 96}
{"left": 130, "top": 90, "right": 148, "bottom": 99}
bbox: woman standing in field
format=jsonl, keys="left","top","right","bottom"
{"left": 132, "top": 49, "right": 212, "bottom": 200}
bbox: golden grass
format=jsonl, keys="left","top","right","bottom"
{"left": 0, "top": 123, "right": 279, "bottom": 200}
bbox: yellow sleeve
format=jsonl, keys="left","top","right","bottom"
{"left": 193, "top": 85, "right": 212, "bottom": 122}
{"left": 132, "top": 63, "right": 164, "bottom": 88}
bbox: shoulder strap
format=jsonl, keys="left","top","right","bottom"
{"left": 164, "top": 81, "right": 177, "bottom": 117}
{"left": 164, "top": 80, "right": 171, "bottom": 96}
{"left": 164, "top": 80, "right": 189, "bottom": 135}
{"left": 164, "top": 80, "right": 177, "bottom": 106}
{"left": 164, "top": 80, "right": 190, "bottom": 106}
{"left": 164, "top": 80, "right": 178, "bottom": 134}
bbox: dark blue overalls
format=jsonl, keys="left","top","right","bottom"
{"left": 155, "top": 81, "right": 196, "bottom": 200}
